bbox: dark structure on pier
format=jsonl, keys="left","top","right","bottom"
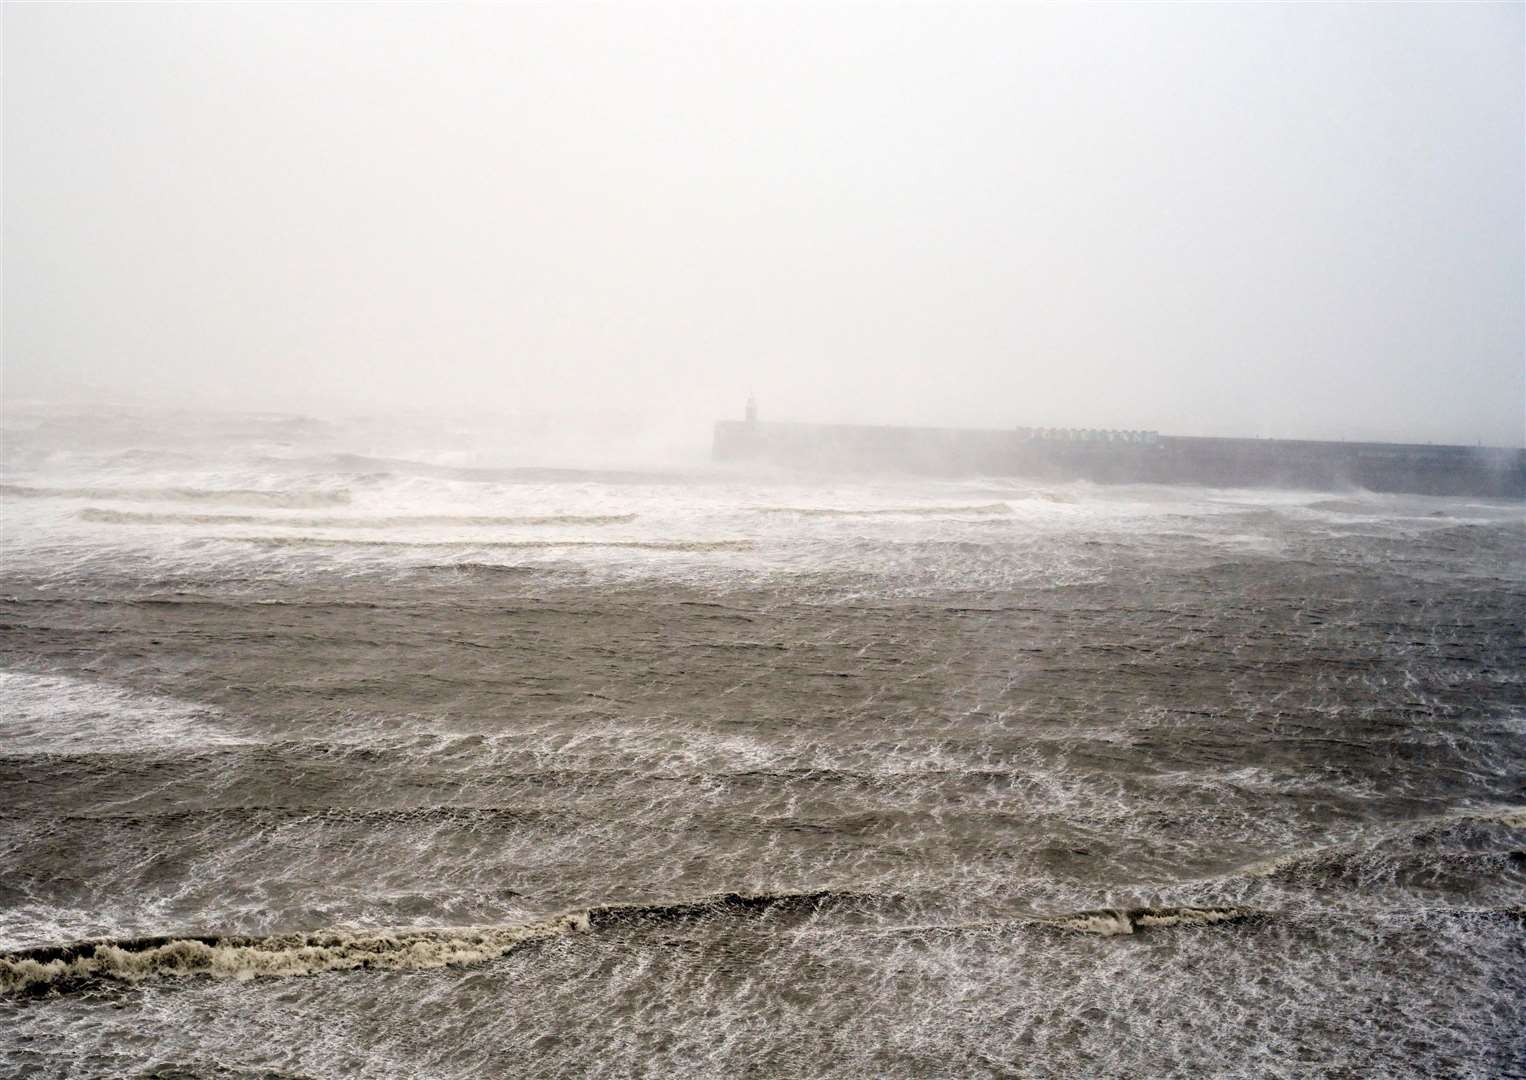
{"left": 713, "top": 416, "right": 1525, "bottom": 498}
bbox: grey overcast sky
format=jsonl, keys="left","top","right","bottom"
{"left": 4, "top": 2, "right": 1523, "bottom": 445}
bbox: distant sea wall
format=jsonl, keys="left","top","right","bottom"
{"left": 713, "top": 420, "right": 1526, "bottom": 498}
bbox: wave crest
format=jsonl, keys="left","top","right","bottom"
{"left": 2, "top": 484, "right": 349, "bottom": 508}
{"left": 0, "top": 889, "right": 866, "bottom": 995}
{"left": 753, "top": 503, "right": 1011, "bottom": 518}
{"left": 79, "top": 509, "right": 637, "bottom": 528}
{"left": 223, "top": 537, "right": 753, "bottom": 552}
{"left": 1044, "top": 906, "right": 1261, "bottom": 936}
{"left": 0, "top": 917, "right": 588, "bottom": 995}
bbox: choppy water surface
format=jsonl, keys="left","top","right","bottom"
{"left": 2, "top": 408, "right": 1523, "bottom": 1078}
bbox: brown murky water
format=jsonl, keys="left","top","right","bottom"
{"left": 2, "top": 410, "right": 1523, "bottom": 1078}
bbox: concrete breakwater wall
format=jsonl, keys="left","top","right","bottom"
{"left": 713, "top": 420, "right": 1526, "bottom": 498}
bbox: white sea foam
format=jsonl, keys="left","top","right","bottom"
{"left": 77, "top": 507, "right": 640, "bottom": 528}
{"left": 0, "top": 672, "right": 250, "bottom": 754}
{"left": 3, "top": 483, "right": 351, "bottom": 507}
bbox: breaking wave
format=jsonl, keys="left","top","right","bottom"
{"left": 8, "top": 859, "right": 1521, "bottom": 994}
{"left": 222, "top": 537, "right": 754, "bottom": 552}
{"left": 1042, "top": 906, "right": 1261, "bottom": 936}
{"left": 870, "top": 904, "right": 1525, "bottom": 940}
{"left": 418, "top": 562, "right": 538, "bottom": 577}
{"left": 1, "top": 890, "right": 864, "bottom": 995}
{"left": 0, "top": 891, "right": 1290, "bottom": 996}
{"left": 2, "top": 484, "right": 350, "bottom": 508}
{"left": 1454, "top": 806, "right": 1526, "bottom": 829}
{"left": 1239, "top": 806, "right": 1526, "bottom": 891}
{"left": 753, "top": 503, "right": 1012, "bottom": 517}
{"left": 0, "top": 671, "right": 251, "bottom": 755}
{"left": 271, "top": 454, "right": 696, "bottom": 487}
{"left": 1, "top": 920, "right": 586, "bottom": 995}
{"left": 79, "top": 509, "right": 638, "bottom": 528}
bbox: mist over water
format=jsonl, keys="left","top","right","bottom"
{"left": 1, "top": 405, "right": 1522, "bottom": 1077}
{"left": 5, "top": 3, "right": 1524, "bottom": 445}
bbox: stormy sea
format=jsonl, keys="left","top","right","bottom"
{"left": 2, "top": 406, "right": 1522, "bottom": 1079}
